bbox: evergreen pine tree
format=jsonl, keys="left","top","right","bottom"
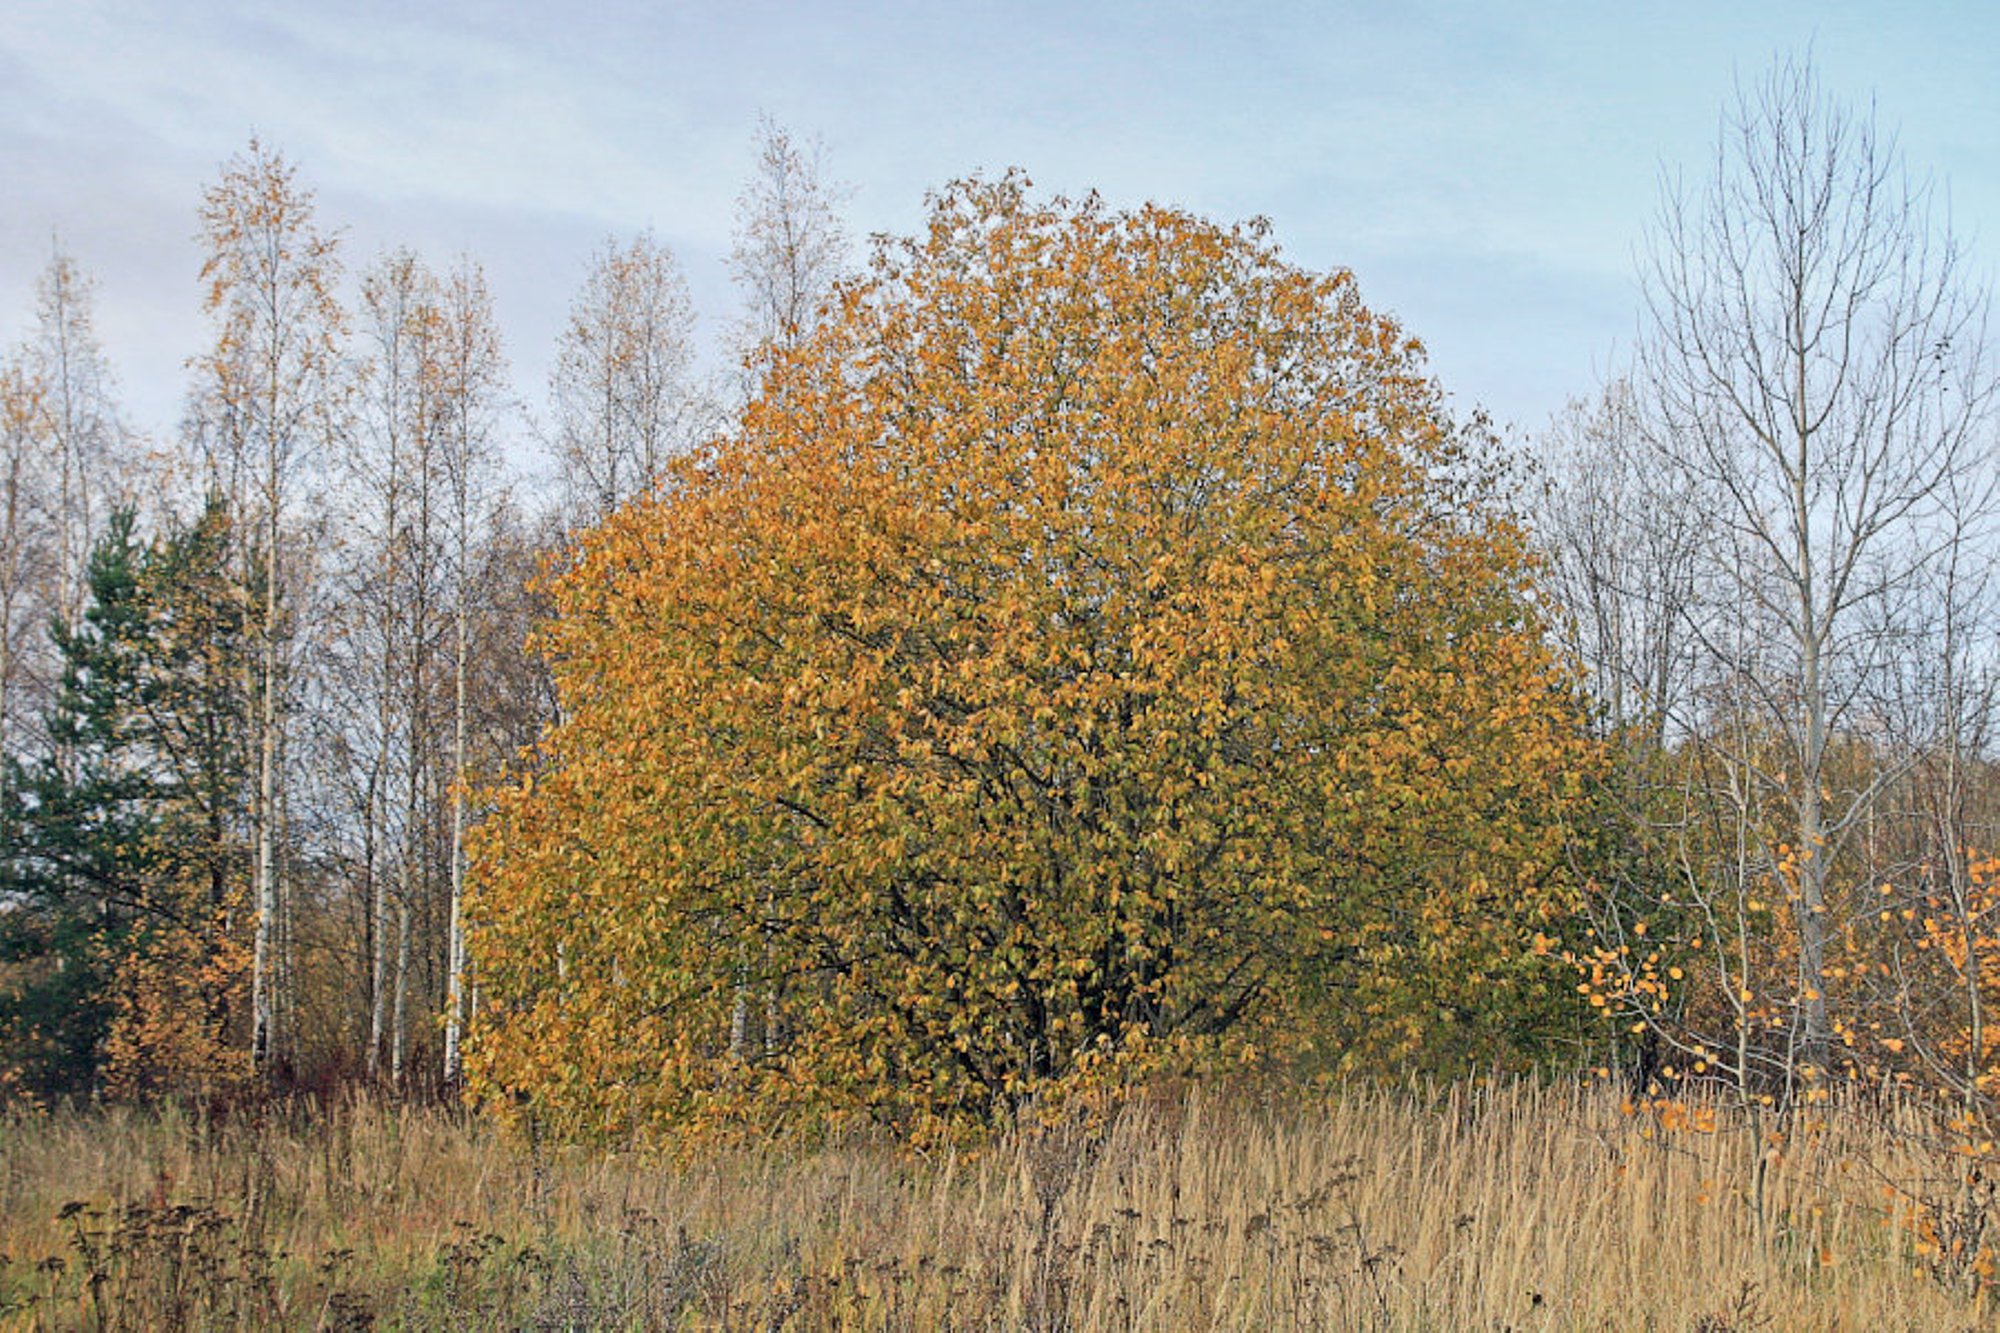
{"left": 0, "top": 498, "right": 254, "bottom": 1100}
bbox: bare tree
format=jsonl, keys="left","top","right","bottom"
{"left": 1536, "top": 380, "right": 1703, "bottom": 745}
{"left": 1627, "top": 56, "right": 1996, "bottom": 1085}
{"left": 549, "top": 232, "right": 700, "bottom": 526}
{"left": 728, "top": 114, "right": 851, "bottom": 384}
{"left": 0, "top": 361, "right": 48, "bottom": 775}
{"left": 0, "top": 252, "right": 128, "bottom": 778}
{"left": 27, "top": 250, "right": 126, "bottom": 633}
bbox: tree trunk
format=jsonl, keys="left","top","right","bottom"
{"left": 442, "top": 529, "right": 470, "bottom": 1086}
{"left": 252, "top": 530, "right": 281, "bottom": 1077}
{"left": 392, "top": 892, "right": 411, "bottom": 1086}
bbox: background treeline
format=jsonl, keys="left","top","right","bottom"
{"left": 0, "top": 118, "right": 852, "bottom": 1103}
{"left": 7, "top": 56, "right": 2000, "bottom": 1146}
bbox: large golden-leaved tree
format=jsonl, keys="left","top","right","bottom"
{"left": 467, "top": 178, "right": 1593, "bottom": 1142}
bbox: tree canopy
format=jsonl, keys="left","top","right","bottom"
{"left": 464, "top": 178, "right": 1593, "bottom": 1142}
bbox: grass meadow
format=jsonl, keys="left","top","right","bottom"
{"left": 1, "top": 1079, "right": 1993, "bottom": 1329}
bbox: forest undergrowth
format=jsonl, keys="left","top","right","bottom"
{"left": 1, "top": 1078, "right": 1994, "bottom": 1330}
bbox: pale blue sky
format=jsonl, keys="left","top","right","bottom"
{"left": 3, "top": 1, "right": 1996, "bottom": 457}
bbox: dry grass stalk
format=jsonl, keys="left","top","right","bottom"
{"left": 0, "top": 1080, "right": 1990, "bottom": 1329}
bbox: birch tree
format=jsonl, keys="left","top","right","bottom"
{"left": 348, "top": 249, "right": 439, "bottom": 1082}
{"left": 194, "top": 139, "right": 346, "bottom": 1078}
{"left": 549, "top": 233, "right": 698, "bottom": 525}
{"left": 339, "top": 250, "right": 508, "bottom": 1088}
{"left": 433, "top": 260, "right": 508, "bottom": 1087}
{"left": 0, "top": 363, "right": 48, "bottom": 777}
{"left": 0, "top": 252, "right": 126, "bottom": 778}
{"left": 26, "top": 251, "right": 126, "bottom": 634}
{"left": 728, "top": 114, "right": 850, "bottom": 382}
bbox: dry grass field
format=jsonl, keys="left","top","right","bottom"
{"left": 1, "top": 1079, "right": 1993, "bottom": 1329}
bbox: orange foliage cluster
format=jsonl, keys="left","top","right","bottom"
{"left": 1573, "top": 846, "right": 2000, "bottom": 1110}
{"left": 100, "top": 894, "right": 252, "bottom": 1100}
